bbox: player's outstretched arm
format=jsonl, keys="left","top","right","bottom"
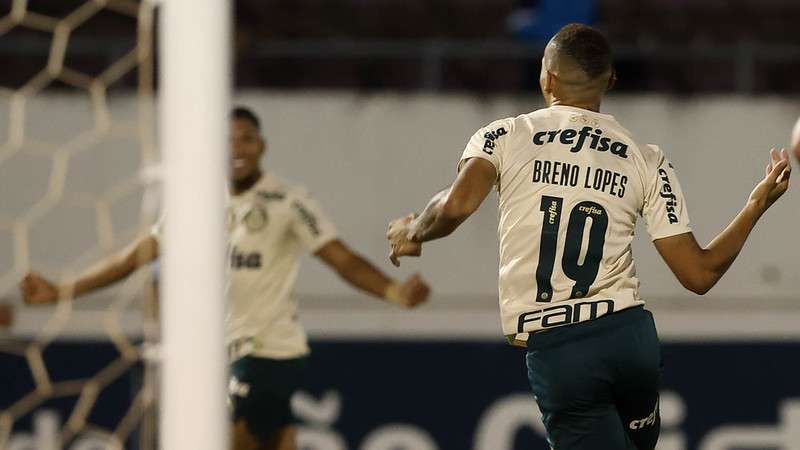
{"left": 387, "top": 157, "right": 496, "bottom": 266}
{"left": 315, "top": 239, "right": 430, "bottom": 308}
{"left": 19, "top": 234, "right": 159, "bottom": 305}
{"left": 654, "top": 149, "right": 791, "bottom": 295}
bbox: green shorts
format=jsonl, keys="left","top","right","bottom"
{"left": 229, "top": 355, "right": 308, "bottom": 440}
{"left": 526, "top": 306, "right": 662, "bottom": 450}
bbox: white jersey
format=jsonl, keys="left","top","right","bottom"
{"left": 225, "top": 173, "right": 337, "bottom": 359}
{"left": 459, "top": 105, "right": 692, "bottom": 341}
{"left": 153, "top": 172, "right": 337, "bottom": 360}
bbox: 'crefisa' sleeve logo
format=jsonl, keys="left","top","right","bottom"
{"left": 482, "top": 127, "right": 508, "bottom": 155}
{"left": 658, "top": 167, "right": 679, "bottom": 224}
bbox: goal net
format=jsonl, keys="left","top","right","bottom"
{"left": 0, "top": 1, "right": 159, "bottom": 449}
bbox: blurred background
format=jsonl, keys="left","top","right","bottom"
{"left": 3, "top": 0, "right": 798, "bottom": 92}
{"left": 1, "top": 0, "right": 799, "bottom": 449}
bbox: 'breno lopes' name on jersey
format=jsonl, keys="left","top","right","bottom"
{"left": 457, "top": 105, "right": 692, "bottom": 341}
{"left": 531, "top": 126, "right": 630, "bottom": 199}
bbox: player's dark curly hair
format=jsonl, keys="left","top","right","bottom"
{"left": 231, "top": 106, "right": 260, "bottom": 130}
{"left": 551, "top": 23, "right": 612, "bottom": 79}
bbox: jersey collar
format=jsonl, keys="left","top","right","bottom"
{"left": 549, "top": 104, "right": 615, "bottom": 120}
{"left": 231, "top": 171, "right": 275, "bottom": 199}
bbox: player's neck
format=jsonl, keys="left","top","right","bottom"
{"left": 231, "top": 170, "right": 263, "bottom": 195}
{"left": 550, "top": 99, "right": 602, "bottom": 113}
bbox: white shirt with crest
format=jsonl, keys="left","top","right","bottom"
{"left": 225, "top": 173, "right": 337, "bottom": 359}
{"left": 153, "top": 172, "right": 337, "bottom": 360}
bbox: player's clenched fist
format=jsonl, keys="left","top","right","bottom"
{"left": 748, "top": 148, "right": 791, "bottom": 214}
{"left": 386, "top": 274, "right": 430, "bottom": 308}
{"left": 19, "top": 272, "right": 59, "bottom": 305}
{"left": 387, "top": 213, "right": 422, "bottom": 267}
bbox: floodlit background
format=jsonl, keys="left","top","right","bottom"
{"left": 0, "top": 1, "right": 799, "bottom": 449}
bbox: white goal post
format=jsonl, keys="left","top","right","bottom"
{"left": 158, "top": 1, "right": 231, "bottom": 449}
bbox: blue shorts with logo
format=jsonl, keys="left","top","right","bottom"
{"left": 526, "top": 306, "right": 662, "bottom": 450}
{"left": 229, "top": 355, "right": 308, "bottom": 440}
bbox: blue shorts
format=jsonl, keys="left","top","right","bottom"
{"left": 526, "top": 306, "right": 662, "bottom": 450}
{"left": 229, "top": 355, "right": 308, "bottom": 440}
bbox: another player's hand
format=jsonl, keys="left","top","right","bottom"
{"left": 387, "top": 274, "right": 430, "bottom": 308}
{"left": 748, "top": 148, "right": 791, "bottom": 214}
{"left": 387, "top": 213, "right": 422, "bottom": 267}
{"left": 19, "top": 272, "right": 59, "bottom": 305}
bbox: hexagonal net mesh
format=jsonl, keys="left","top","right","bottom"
{"left": 0, "top": 1, "right": 159, "bottom": 449}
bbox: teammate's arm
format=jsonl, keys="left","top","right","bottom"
{"left": 290, "top": 186, "right": 429, "bottom": 307}
{"left": 654, "top": 149, "right": 791, "bottom": 295}
{"left": 387, "top": 158, "right": 496, "bottom": 265}
{"left": 19, "top": 234, "right": 159, "bottom": 305}
{"left": 314, "top": 239, "right": 429, "bottom": 308}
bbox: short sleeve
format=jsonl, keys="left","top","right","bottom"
{"left": 290, "top": 189, "right": 338, "bottom": 253}
{"left": 457, "top": 119, "right": 513, "bottom": 179}
{"left": 642, "top": 145, "right": 692, "bottom": 241}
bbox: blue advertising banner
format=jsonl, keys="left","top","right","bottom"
{"left": 295, "top": 341, "right": 800, "bottom": 450}
{"left": 1, "top": 340, "right": 798, "bottom": 449}
{"left": 0, "top": 342, "right": 142, "bottom": 450}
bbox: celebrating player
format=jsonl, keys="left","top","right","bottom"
{"left": 387, "top": 24, "right": 790, "bottom": 449}
{"left": 20, "top": 107, "right": 430, "bottom": 450}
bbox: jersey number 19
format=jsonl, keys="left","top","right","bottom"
{"left": 535, "top": 196, "right": 608, "bottom": 302}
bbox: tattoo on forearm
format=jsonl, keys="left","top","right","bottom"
{"left": 411, "top": 188, "right": 451, "bottom": 242}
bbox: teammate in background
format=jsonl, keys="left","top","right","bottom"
{"left": 20, "top": 107, "right": 431, "bottom": 450}
{"left": 387, "top": 24, "right": 790, "bottom": 449}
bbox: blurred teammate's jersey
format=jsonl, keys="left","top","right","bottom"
{"left": 225, "top": 173, "right": 337, "bottom": 359}
{"left": 153, "top": 173, "right": 337, "bottom": 360}
{"left": 459, "top": 105, "right": 691, "bottom": 341}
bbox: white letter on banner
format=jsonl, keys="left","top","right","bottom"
{"left": 360, "top": 424, "right": 438, "bottom": 450}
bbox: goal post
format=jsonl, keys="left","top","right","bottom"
{"left": 158, "top": 0, "right": 231, "bottom": 449}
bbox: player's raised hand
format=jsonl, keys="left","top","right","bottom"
{"left": 393, "top": 274, "right": 431, "bottom": 308}
{"left": 19, "top": 272, "right": 59, "bottom": 305}
{"left": 387, "top": 213, "right": 422, "bottom": 267}
{"left": 749, "top": 148, "right": 791, "bottom": 214}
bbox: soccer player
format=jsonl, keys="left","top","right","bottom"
{"left": 387, "top": 24, "right": 791, "bottom": 450}
{"left": 20, "top": 107, "right": 431, "bottom": 450}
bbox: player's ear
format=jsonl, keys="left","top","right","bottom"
{"left": 258, "top": 136, "right": 267, "bottom": 156}
{"left": 542, "top": 70, "right": 555, "bottom": 94}
{"left": 606, "top": 69, "right": 617, "bottom": 92}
